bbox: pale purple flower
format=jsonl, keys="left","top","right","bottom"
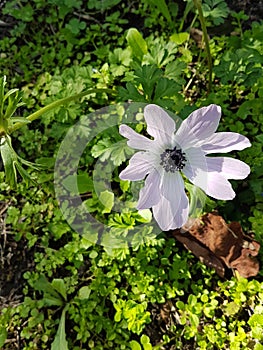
{"left": 119, "top": 104, "right": 251, "bottom": 231}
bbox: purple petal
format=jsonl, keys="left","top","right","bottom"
{"left": 206, "top": 157, "right": 250, "bottom": 180}
{"left": 199, "top": 132, "right": 251, "bottom": 154}
{"left": 119, "top": 152, "right": 155, "bottom": 181}
{"left": 152, "top": 174, "right": 189, "bottom": 230}
{"left": 137, "top": 169, "right": 162, "bottom": 209}
{"left": 144, "top": 104, "right": 176, "bottom": 146}
{"left": 175, "top": 104, "right": 221, "bottom": 149}
{"left": 119, "top": 124, "right": 153, "bottom": 150}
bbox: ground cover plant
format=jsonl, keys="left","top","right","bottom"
{"left": 0, "top": 0, "right": 263, "bottom": 349}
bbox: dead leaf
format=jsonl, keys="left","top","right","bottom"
{"left": 173, "top": 212, "right": 260, "bottom": 278}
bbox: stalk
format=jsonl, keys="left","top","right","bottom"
{"left": 10, "top": 88, "right": 115, "bottom": 133}
{"left": 193, "top": 0, "right": 212, "bottom": 93}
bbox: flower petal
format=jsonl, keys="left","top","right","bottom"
{"left": 119, "top": 124, "right": 153, "bottom": 150}
{"left": 182, "top": 146, "right": 207, "bottom": 180}
{"left": 152, "top": 174, "right": 189, "bottom": 230}
{"left": 198, "top": 132, "right": 251, "bottom": 154}
{"left": 175, "top": 104, "right": 221, "bottom": 149}
{"left": 144, "top": 104, "right": 176, "bottom": 146}
{"left": 206, "top": 157, "right": 250, "bottom": 180}
{"left": 137, "top": 169, "right": 162, "bottom": 209}
{"left": 160, "top": 171, "right": 185, "bottom": 201}
{"left": 119, "top": 151, "right": 155, "bottom": 181}
{"left": 185, "top": 167, "right": 236, "bottom": 200}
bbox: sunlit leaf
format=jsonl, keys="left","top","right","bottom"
{"left": 51, "top": 307, "right": 69, "bottom": 350}
{"left": 126, "top": 28, "right": 148, "bottom": 61}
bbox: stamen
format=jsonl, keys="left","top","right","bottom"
{"left": 160, "top": 146, "right": 186, "bottom": 173}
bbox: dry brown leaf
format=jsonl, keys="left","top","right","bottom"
{"left": 173, "top": 212, "right": 260, "bottom": 278}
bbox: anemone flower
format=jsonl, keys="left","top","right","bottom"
{"left": 119, "top": 104, "right": 251, "bottom": 231}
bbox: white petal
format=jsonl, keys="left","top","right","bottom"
{"left": 198, "top": 132, "right": 251, "bottom": 154}
{"left": 204, "top": 172, "right": 236, "bottom": 200}
{"left": 144, "top": 104, "right": 176, "bottom": 146}
{"left": 152, "top": 177, "right": 189, "bottom": 231}
{"left": 185, "top": 167, "right": 235, "bottom": 200}
{"left": 160, "top": 171, "right": 185, "bottom": 201}
{"left": 175, "top": 104, "right": 221, "bottom": 149}
{"left": 137, "top": 169, "right": 162, "bottom": 209}
{"left": 206, "top": 157, "right": 250, "bottom": 180}
{"left": 119, "top": 152, "right": 155, "bottom": 181}
{"left": 182, "top": 147, "right": 208, "bottom": 180}
{"left": 119, "top": 124, "right": 153, "bottom": 150}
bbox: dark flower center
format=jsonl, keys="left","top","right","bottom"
{"left": 160, "top": 146, "right": 186, "bottom": 173}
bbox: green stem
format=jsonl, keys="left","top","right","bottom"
{"left": 10, "top": 88, "right": 115, "bottom": 133}
{"left": 193, "top": 0, "right": 212, "bottom": 93}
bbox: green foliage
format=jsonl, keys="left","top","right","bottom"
{"left": 1, "top": 1, "right": 263, "bottom": 350}
{"left": 202, "top": 0, "right": 230, "bottom": 26}
{"left": 126, "top": 28, "right": 148, "bottom": 61}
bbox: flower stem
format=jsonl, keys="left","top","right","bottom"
{"left": 10, "top": 88, "right": 116, "bottom": 133}
{"left": 193, "top": 0, "right": 212, "bottom": 93}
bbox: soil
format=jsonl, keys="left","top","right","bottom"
{"left": 226, "top": 0, "right": 263, "bottom": 28}
{"left": 0, "top": 200, "right": 36, "bottom": 307}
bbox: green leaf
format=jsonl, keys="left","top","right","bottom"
{"left": 129, "top": 340, "right": 142, "bottom": 350}
{"left": 51, "top": 279, "right": 67, "bottom": 301}
{"left": 248, "top": 314, "right": 263, "bottom": 327}
{"left": 0, "top": 327, "right": 7, "bottom": 348}
{"left": 224, "top": 302, "right": 240, "bottom": 316}
{"left": 51, "top": 307, "right": 69, "bottom": 350}
{"left": 91, "top": 138, "right": 133, "bottom": 166}
{"left": 34, "top": 275, "right": 63, "bottom": 301}
{"left": 0, "top": 76, "right": 7, "bottom": 113}
{"left": 145, "top": 0, "right": 172, "bottom": 24}
{"left": 185, "top": 183, "right": 208, "bottom": 217}
{"left": 170, "top": 32, "right": 189, "bottom": 45}
{"left": 62, "top": 173, "right": 93, "bottom": 194}
{"left": 126, "top": 28, "right": 148, "bottom": 61}
{"left": 99, "top": 190, "right": 114, "bottom": 213}
{"left": 78, "top": 286, "right": 91, "bottom": 300}
{"left": 256, "top": 134, "right": 263, "bottom": 143}
{"left": 0, "top": 136, "right": 17, "bottom": 188}
{"left": 15, "top": 161, "right": 35, "bottom": 187}
{"left": 42, "top": 295, "right": 65, "bottom": 307}
{"left": 140, "top": 334, "right": 152, "bottom": 350}
{"left": 4, "top": 90, "right": 23, "bottom": 120}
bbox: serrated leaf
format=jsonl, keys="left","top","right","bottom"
{"left": 92, "top": 138, "right": 133, "bottom": 166}
{"left": 126, "top": 28, "right": 148, "bottom": 61}
{"left": 51, "top": 307, "right": 69, "bottom": 350}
